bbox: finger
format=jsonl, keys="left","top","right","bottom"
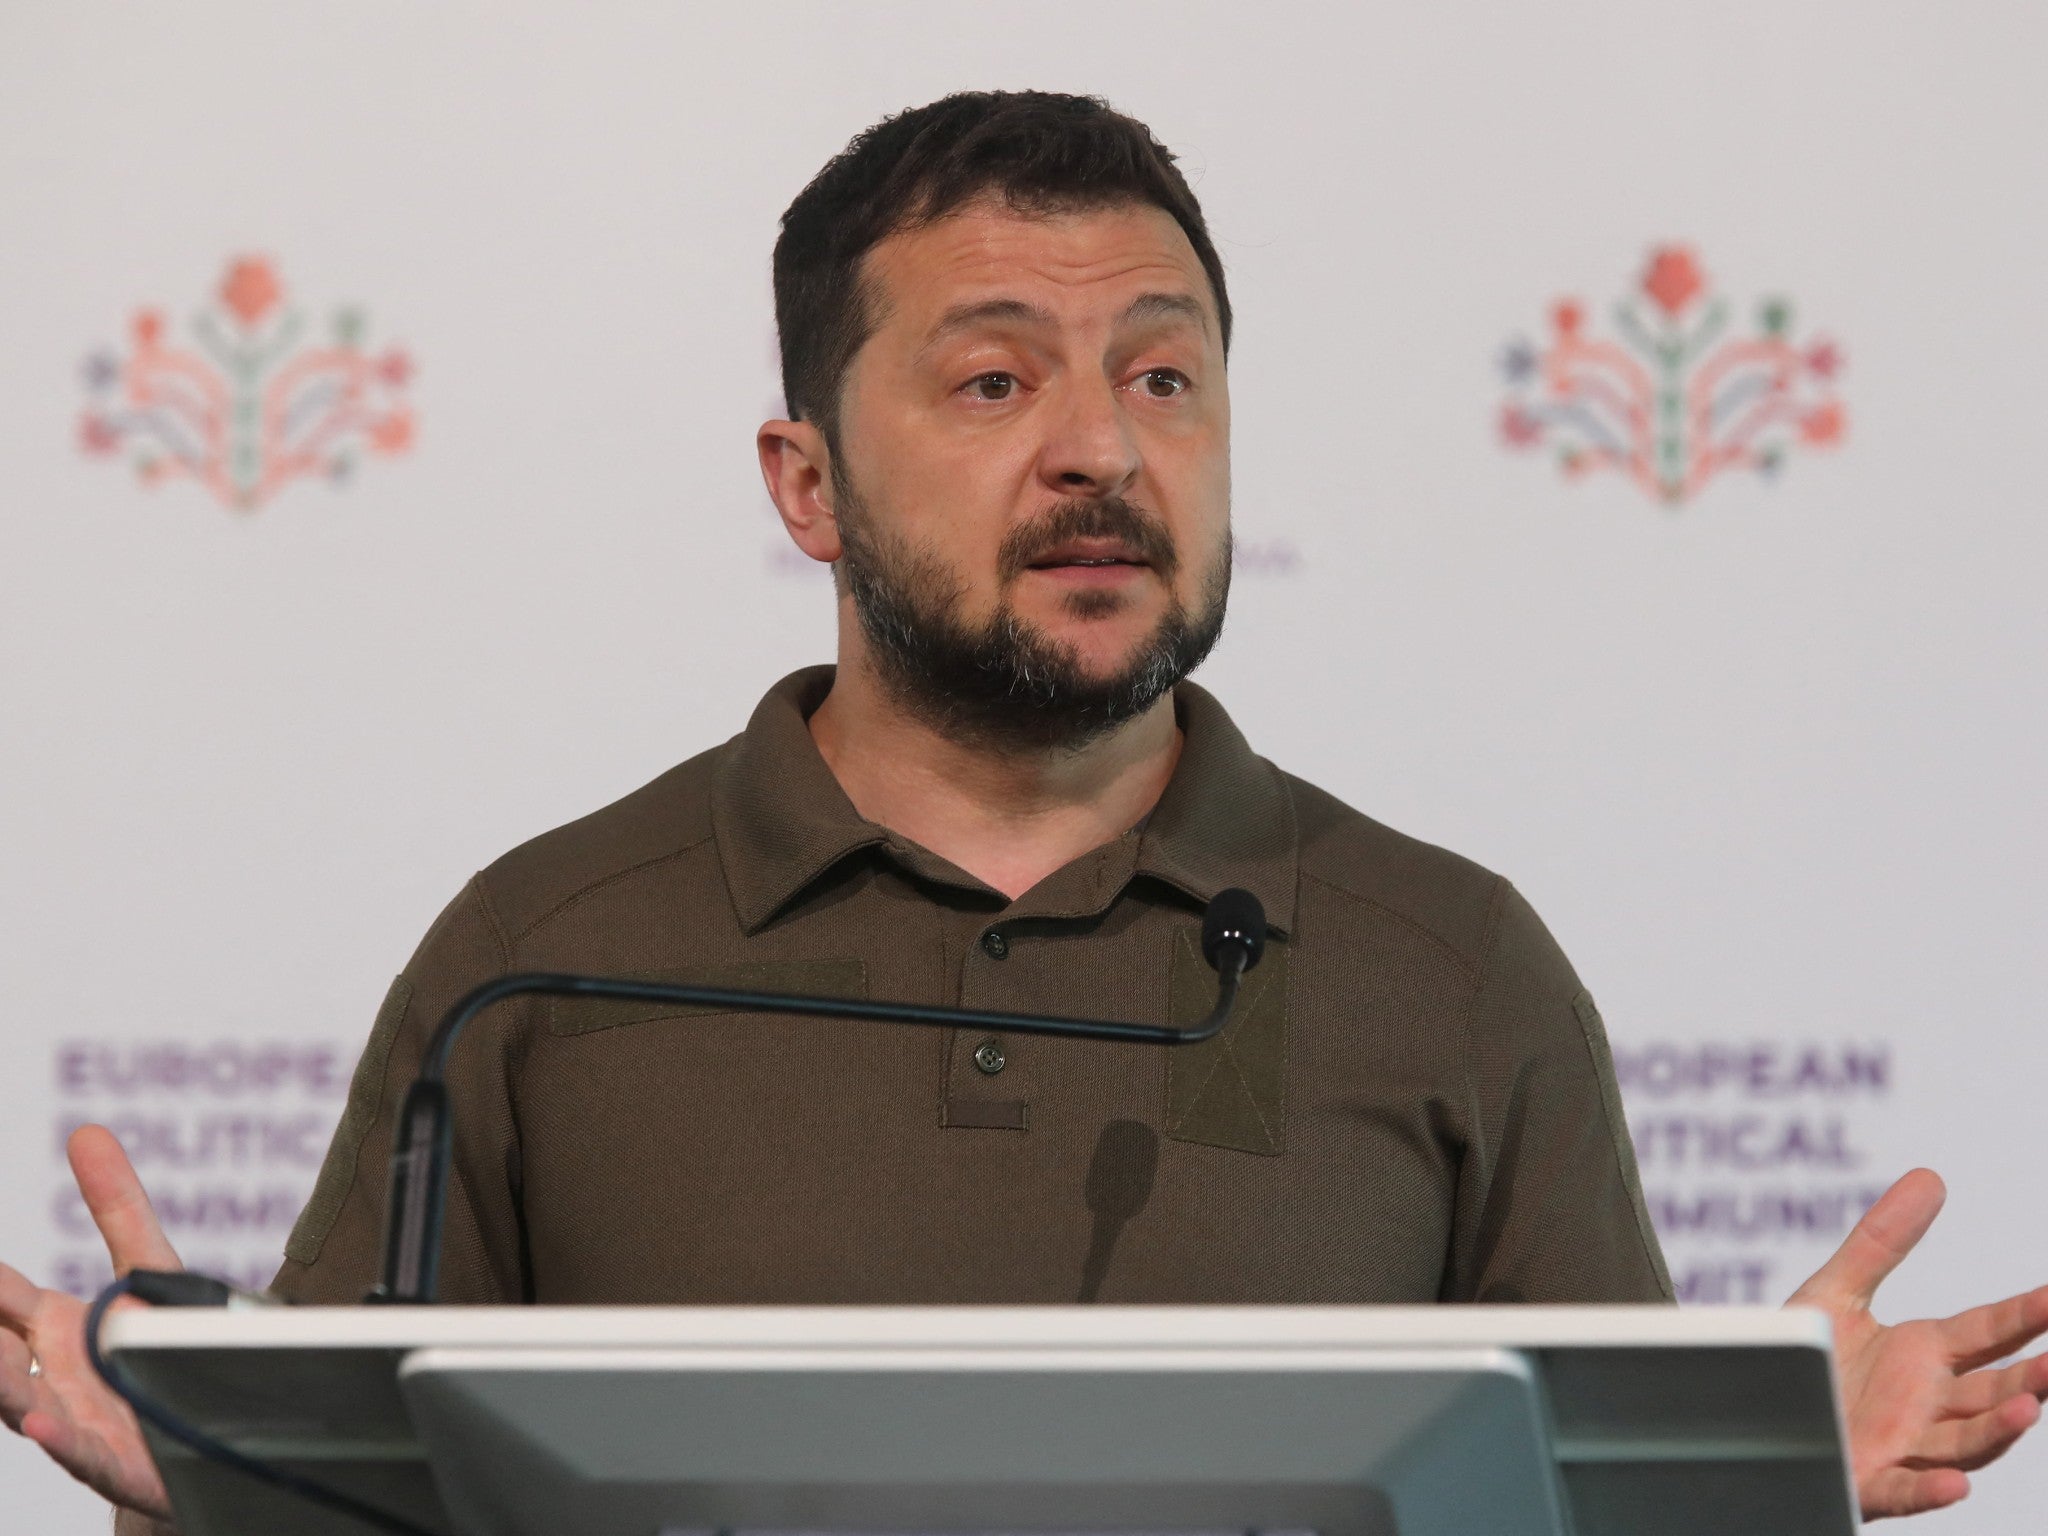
{"left": 20, "top": 1408, "right": 74, "bottom": 1463}
{"left": 1942, "top": 1352, "right": 2048, "bottom": 1418}
{"left": 1912, "top": 1392, "right": 2042, "bottom": 1473}
{"left": 1859, "top": 1464, "right": 1970, "bottom": 1520}
{"left": 1791, "top": 1167, "right": 1945, "bottom": 1309}
{"left": 0, "top": 1331, "right": 44, "bottom": 1431}
{"left": 67, "top": 1126, "right": 179, "bottom": 1274}
{"left": 1940, "top": 1283, "right": 2048, "bottom": 1372}
{"left": 20, "top": 1408, "right": 106, "bottom": 1493}
{"left": 0, "top": 1262, "right": 47, "bottom": 1338}
{"left": 0, "top": 1326, "right": 29, "bottom": 1378}
{"left": 24, "top": 1396, "right": 171, "bottom": 1520}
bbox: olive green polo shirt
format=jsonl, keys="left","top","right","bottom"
{"left": 271, "top": 665, "right": 1671, "bottom": 1307}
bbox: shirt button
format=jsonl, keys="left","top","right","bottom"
{"left": 980, "top": 928, "right": 1009, "bottom": 960}
{"left": 972, "top": 1038, "right": 1007, "bottom": 1075}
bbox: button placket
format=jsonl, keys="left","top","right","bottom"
{"left": 947, "top": 918, "right": 1027, "bottom": 1128}
{"left": 969, "top": 928, "right": 1011, "bottom": 1076}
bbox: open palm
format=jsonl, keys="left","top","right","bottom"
{"left": 0, "top": 1125, "right": 177, "bottom": 1522}
{"left": 1791, "top": 1167, "right": 2048, "bottom": 1519}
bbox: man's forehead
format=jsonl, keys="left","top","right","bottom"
{"left": 865, "top": 200, "right": 1218, "bottom": 340}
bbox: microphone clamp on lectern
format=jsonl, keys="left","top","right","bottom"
{"left": 370, "top": 888, "right": 1268, "bottom": 1304}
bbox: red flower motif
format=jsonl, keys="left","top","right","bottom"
{"left": 376, "top": 348, "right": 413, "bottom": 388}
{"left": 368, "top": 409, "right": 415, "bottom": 455}
{"left": 1800, "top": 401, "right": 1846, "bottom": 447}
{"left": 220, "top": 257, "right": 283, "bottom": 328}
{"left": 132, "top": 310, "right": 164, "bottom": 348}
{"left": 1642, "top": 246, "right": 1706, "bottom": 318}
{"left": 1552, "top": 299, "right": 1583, "bottom": 338}
{"left": 1805, "top": 339, "right": 1843, "bottom": 379}
{"left": 78, "top": 412, "right": 120, "bottom": 455}
{"left": 1499, "top": 403, "right": 1543, "bottom": 448}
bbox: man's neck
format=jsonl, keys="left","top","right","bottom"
{"left": 806, "top": 651, "right": 1182, "bottom": 902}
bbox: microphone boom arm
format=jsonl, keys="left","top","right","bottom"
{"left": 374, "top": 889, "right": 1266, "bottom": 1305}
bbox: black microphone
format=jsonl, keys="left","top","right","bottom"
{"left": 1201, "top": 884, "right": 1267, "bottom": 975}
{"left": 372, "top": 887, "right": 1268, "bottom": 1304}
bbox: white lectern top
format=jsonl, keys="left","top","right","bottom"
{"left": 106, "top": 1304, "right": 1857, "bottom": 1536}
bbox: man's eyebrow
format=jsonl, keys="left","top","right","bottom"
{"left": 920, "top": 298, "right": 1057, "bottom": 350}
{"left": 1118, "top": 291, "right": 1209, "bottom": 332}
{"left": 917, "top": 292, "right": 1210, "bottom": 353}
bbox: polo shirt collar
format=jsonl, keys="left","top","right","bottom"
{"left": 712, "top": 666, "right": 1297, "bottom": 937}
{"left": 1133, "top": 678, "right": 1298, "bottom": 937}
{"left": 712, "top": 667, "right": 887, "bottom": 932}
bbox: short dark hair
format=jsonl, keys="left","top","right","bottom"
{"left": 773, "top": 91, "right": 1232, "bottom": 444}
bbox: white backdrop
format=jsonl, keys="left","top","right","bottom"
{"left": 5, "top": 2, "right": 2046, "bottom": 1530}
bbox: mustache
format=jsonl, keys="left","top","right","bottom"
{"left": 995, "top": 497, "right": 1181, "bottom": 583}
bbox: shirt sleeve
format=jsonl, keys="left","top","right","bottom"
{"left": 267, "top": 876, "right": 529, "bottom": 1304}
{"left": 1447, "top": 878, "right": 1674, "bottom": 1304}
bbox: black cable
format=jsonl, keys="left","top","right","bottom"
{"left": 377, "top": 909, "right": 1261, "bottom": 1303}
{"left": 86, "top": 1271, "right": 441, "bottom": 1536}
{"left": 83, "top": 891, "right": 1270, "bottom": 1528}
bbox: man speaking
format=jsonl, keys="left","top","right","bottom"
{"left": 5, "top": 89, "right": 2047, "bottom": 1529}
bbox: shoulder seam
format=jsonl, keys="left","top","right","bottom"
{"left": 1298, "top": 868, "right": 1483, "bottom": 977}
{"left": 468, "top": 872, "right": 514, "bottom": 968}
{"left": 1457, "top": 873, "right": 1514, "bottom": 1186}
{"left": 1572, "top": 988, "right": 1678, "bottom": 1300}
{"left": 506, "top": 830, "right": 719, "bottom": 944}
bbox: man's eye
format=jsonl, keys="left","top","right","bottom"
{"left": 966, "top": 373, "right": 1017, "bottom": 401}
{"left": 1137, "top": 369, "right": 1189, "bottom": 398}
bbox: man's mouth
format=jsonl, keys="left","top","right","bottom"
{"left": 1025, "top": 538, "right": 1152, "bottom": 571}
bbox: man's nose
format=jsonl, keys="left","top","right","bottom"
{"left": 1036, "top": 374, "right": 1140, "bottom": 499}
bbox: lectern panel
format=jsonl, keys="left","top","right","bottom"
{"left": 102, "top": 1304, "right": 1853, "bottom": 1536}
{"left": 397, "top": 1346, "right": 1561, "bottom": 1536}
{"left": 1561, "top": 1459, "right": 1855, "bottom": 1536}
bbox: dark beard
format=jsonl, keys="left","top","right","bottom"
{"left": 834, "top": 484, "right": 1231, "bottom": 754}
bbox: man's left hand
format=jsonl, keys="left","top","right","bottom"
{"left": 1789, "top": 1167, "right": 2048, "bottom": 1519}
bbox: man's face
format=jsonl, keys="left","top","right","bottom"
{"left": 825, "top": 198, "right": 1232, "bottom": 749}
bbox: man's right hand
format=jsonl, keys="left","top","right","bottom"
{"left": 0, "top": 1124, "right": 178, "bottom": 1522}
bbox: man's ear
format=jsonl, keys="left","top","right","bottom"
{"left": 757, "top": 417, "right": 842, "bottom": 564}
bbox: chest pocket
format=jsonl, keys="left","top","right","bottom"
{"left": 1164, "top": 930, "right": 1288, "bottom": 1155}
{"left": 546, "top": 959, "right": 869, "bottom": 1035}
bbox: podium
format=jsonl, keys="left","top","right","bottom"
{"left": 105, "top": 1304, "right": 1859, "bottom": 1536}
